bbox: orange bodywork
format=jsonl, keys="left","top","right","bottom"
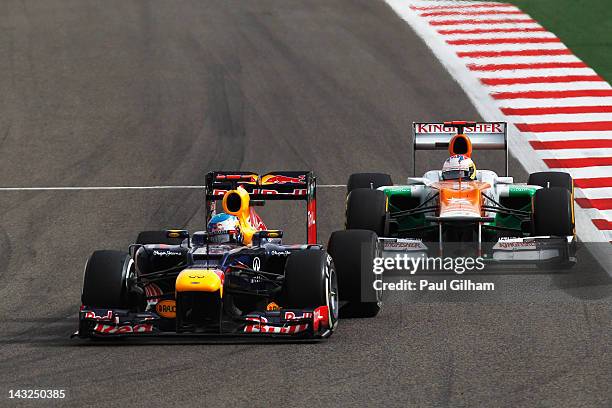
{"left": 431, "top": 181, "right": 491, "bottom": 218}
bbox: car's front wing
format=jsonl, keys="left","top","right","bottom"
{"left": 73, "top": 305, "right": 332, "bottom": 340}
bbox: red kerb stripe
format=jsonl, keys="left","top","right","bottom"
{"left": 530, "top": 140, "right": 612, "bottom": 150}
{"left": 469, "top": 62, "right": 587, "bottom": 70}
{"left": 449, "top": 37, "right": 560, "bottom": 45}
{"left": 544, "top": 157, "right": 612, "bottom": 168}
{"left": 482, "top": 75, "right": 602, "bottom": 85}
{"left": 516, "top": 122, "right": 612, "bottom": 132}
{"left": 502, "top": 106, "right": 612, "bottom": 115}
{"left": 492, "top": 89, "right": 612, "bottom": 99}
{"left": 411, "top": 3, "right": 513, "bottom": 11}
{"left": 439, "top": 27, "right": 545, "bottom": 34}
{"left": 592, "top": 219, "right": 612, "bottom": 230}
{"left": 574, "top": 178, "right": 612, "bottom": 188}
{"left": 458, "top": 49, "right": 570, "bottom": 57}
{"left": 421, "top": 10, "right": 523, "bottom": 17}
{"left": 429, "top": 18, "right": 534, "bottom": 26}
{"left": 575, "top": 198, "right": 612, "bottom": 210}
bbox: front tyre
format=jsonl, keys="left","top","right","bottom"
{"left": 283, "top": 250, "right": 339, "bottom": 333}
{"left": 533, "top": 187, "right": 573, "bottom": 237}
{"left": 81, "top": 250, "right": 132, "bottom": 308}
{"left": 328, "top": 230, "right": 380, "bottom": 318}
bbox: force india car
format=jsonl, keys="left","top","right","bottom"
{"left": 343, "top": 121, "right": 577, "bottom": 268}
{"left": 75, "top": 171, "right": 376, "bottom": 340}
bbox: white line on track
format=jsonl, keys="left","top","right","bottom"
{"left": 0, "top": 185, "right": 346, "bottom": 191}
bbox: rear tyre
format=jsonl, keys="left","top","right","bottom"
{"left": 346, "top": 188, "right": 387, "bottom": 236}
{"left": 328, "top": 230, "right": 380, "bottom": 318}
{"left": 347, "top": 173, "right": 393, "bottom": 193}
{"left": 136, "top": 230, "right": 182, "bottom": 245}
{"left": 283, "top": 250, "right": 338, "bottom": 332}
{"left": 81, "top": 250, "right": 131, "bottom": 308}
{"left": 528, "top": 171, "right": 573, "bottom": 192}
{"left": 533, "top": 187, "right": 573, "bottom": 236}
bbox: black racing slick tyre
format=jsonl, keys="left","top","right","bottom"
{"left": 136, "top": 230, "right": 182, "bottom": 245}
{"left": 528, "top": 171, "right": 573, "bottom": 192}
{"left": 283, "top": 250, "right": 339, "bottom": 331}
{"left": 347, "top": 173, "right": 393, "bottom": 194}
{"left": 81, "top": 250, "right": 131, "bottom": 308}
{"left": 328, "top": 230, "right": 380, "bottom": 318}
{"left": 346, "top": 188, "right": 387, "bottom": 236}
{"left": 533, "top": 187, "right": 573, "bottom": 237}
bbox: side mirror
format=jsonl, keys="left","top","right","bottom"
{"left": 497, "top": 177, "right": 514, "bottom": 184}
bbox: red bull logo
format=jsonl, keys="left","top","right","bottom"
{"left": 261, "top": 174, "right": 306, "bottom": 185}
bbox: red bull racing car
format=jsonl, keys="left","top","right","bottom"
{"left": 74, "top": 171, "right": 376, "bottom": 341}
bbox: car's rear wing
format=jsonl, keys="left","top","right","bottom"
{"left": 204, "top": 171, "right": 317, "bottom": 244}
{"left": 412, "top": 121, "right": 508, "bottom": 176}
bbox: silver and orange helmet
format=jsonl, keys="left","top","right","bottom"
{"left": 441, "top": 154, "right": 476, "bottom": 181}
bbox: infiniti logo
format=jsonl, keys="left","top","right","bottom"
{"left": 252, "top": 257, "right": 261, "bottom": 271}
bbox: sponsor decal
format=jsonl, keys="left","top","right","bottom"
{"left": 93, "top": 323, "right": 154, "bottom": 334}
{"left": 415, "top": 123, "right": 504, "bottom": 134}
{"left": 261, "top": 174, "right": 306, "bottom": 185}
{"left": 155, "top": 299, "right": 176, "bottom": 318}
{"left": 283, "top": 311, "right": 313, "bottom": 320}
{"left": 266, "top": 302, "right": 281, "bottom": 311}
{"left": 252, "top": 257, "right": 261, "bottom": 271}
{"left": 215, "top": 174, "right": 258, "bottom": 183}
{"left": 270, "top": 250, "right": 290, "bottom": 256}
{"left": 243, "top": 316, "right": 308, "bottom": 334}
{"left": 383, "top": 240, "right": 426, "bottom": 251}
{"left": 258, "top": 188, "right": 307, "bottom": 196}
{"left": 153, "top": 250, "right": 182, "bottom": 257}
{"left": 494, "top": 240, "right": 537, "bottom": 249}
{"left": 83, "top": 310, "right": 114, "bottom": 321}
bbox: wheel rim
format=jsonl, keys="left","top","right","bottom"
{"left": 326, "top": 256, "right": 339, "bottom": 329}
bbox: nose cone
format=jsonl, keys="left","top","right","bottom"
{"left": 176, "top": 269, "right": 224, "bottom": 297}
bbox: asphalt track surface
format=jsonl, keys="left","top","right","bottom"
{"left": 0, "top": 1, "right": 610, "bottom": 407}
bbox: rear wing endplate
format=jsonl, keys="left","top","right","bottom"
{"left": 412, "top": 121, "right": 508, "bottom": 176}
